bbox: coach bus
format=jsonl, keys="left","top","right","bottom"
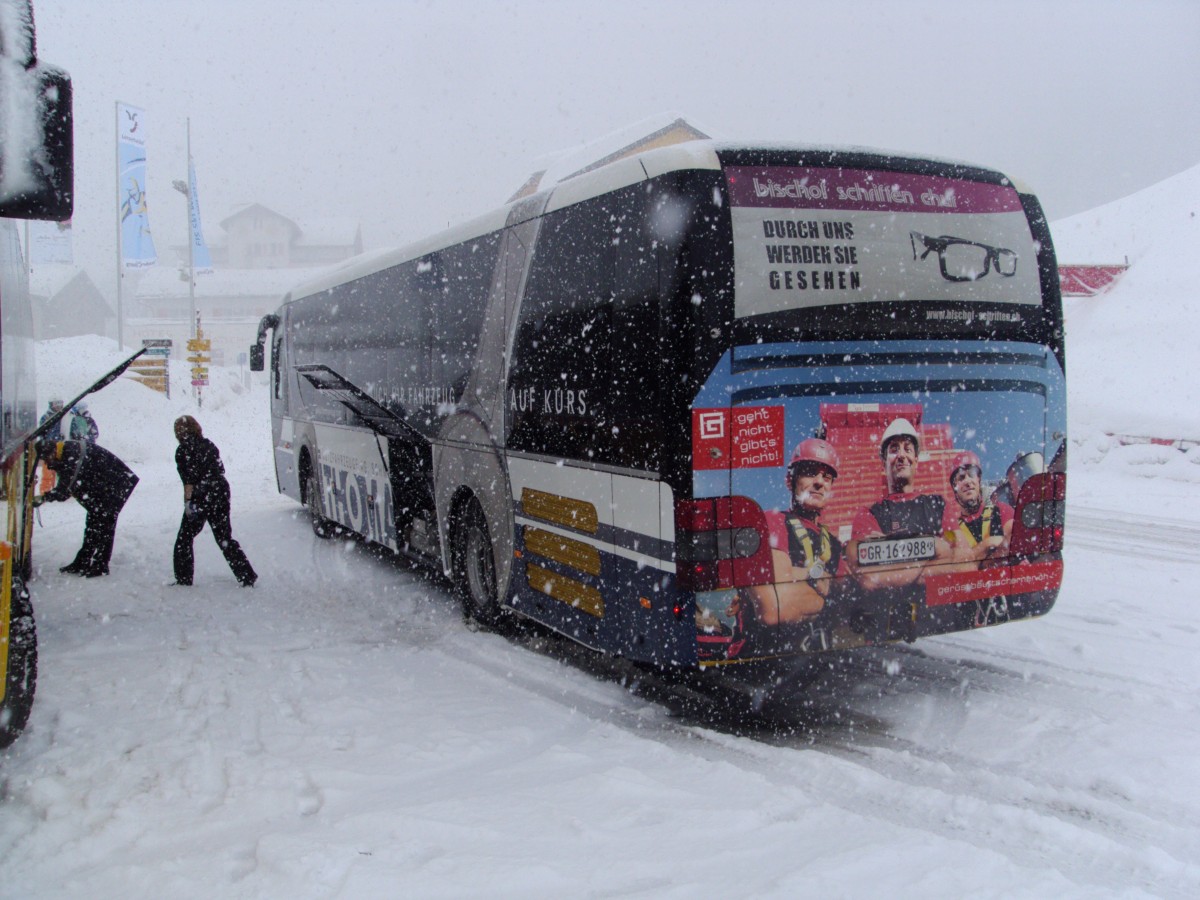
{"left": 251, "top": 141, "right": 1066, "bottom": 680}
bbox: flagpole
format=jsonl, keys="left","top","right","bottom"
{"left": 115, "top": 101, "right": 124, "bottom": 350}
{"left": 186, "top": 119, "right": 196, "bottom": 344}
{"left": 186, "top": 119, "right": 199, "bottom": 406}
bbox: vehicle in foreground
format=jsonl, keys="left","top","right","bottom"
{"left": 0, "top": 0, "right": 73, "bottom": 746}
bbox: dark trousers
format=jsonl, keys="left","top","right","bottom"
{"left": 173, "top": 491, "right": 256, "bottom": 585}
{"left": 71, "top": 506, "right": 120, "bottom": 573}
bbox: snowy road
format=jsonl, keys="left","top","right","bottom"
{"left": 3, "top": 434, "right": 1199, "bottom": 900}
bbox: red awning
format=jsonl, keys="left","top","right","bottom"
{"left": 1059, "top": 264, "right": 1128, "bottom": 296}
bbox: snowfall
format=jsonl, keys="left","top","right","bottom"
{"left": 2, "top": 163, "right": 1199, "bottom": 900}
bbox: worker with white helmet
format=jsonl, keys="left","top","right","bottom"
{"left": 848, "top": 417, "right": 953, "bottom": 594}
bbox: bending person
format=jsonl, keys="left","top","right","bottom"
{"left": 35, "top": 438, "right": 138, "bottom": 577}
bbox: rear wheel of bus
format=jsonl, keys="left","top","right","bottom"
{"left": 453, "top": 498, "right": 500, "bottom": 626}
{"left": 0, "top": 579, "right": 37, "bottom": 748}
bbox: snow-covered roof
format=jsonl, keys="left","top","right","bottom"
{"left": 295, "top": 217, "right": 361, "bottom": 247}
{"left": 215, "top": 203, "right": 360, "bottom": 247}
{"left": 514, "top": 112, "right": 715, "bottom": 199}
{"left": 29, "top": 263, "right": 85, "bottom": 298}
{"left": 218, "top": 203, "right": 299, "bottom": 235}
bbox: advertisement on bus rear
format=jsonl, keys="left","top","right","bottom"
{"left": 725, "top": 166, "right": 1043, "bottom": 318}
{"left": 688, "top": 339, "right": 1065, "bottom": 664}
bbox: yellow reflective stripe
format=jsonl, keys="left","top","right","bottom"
{"left": 526, "top": 563, "right": 605, "bottom": 618}
{"left": 524, "top": 527, "right": 602, "bottom": 577}
{"left": 788, "top": 516, "right": 831, "bottom": 567}
{"left": 521, "top": 488, "right": 599, "bottom": 535}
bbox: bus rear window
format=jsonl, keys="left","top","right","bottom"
{"left": 725, "top": 165, "right": 1043, "bottom": 318}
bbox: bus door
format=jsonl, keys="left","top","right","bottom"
{"left": 294, "top": 364, "right": 431, "bottom": 553}
{"left": 267, "top": 310, "right": 301, "bottom": 500}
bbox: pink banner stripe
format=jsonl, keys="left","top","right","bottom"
{"left": 726, "top": 166, "right": 1024, "bottom": 214}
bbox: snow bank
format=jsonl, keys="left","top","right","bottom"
{"left": 34, "top": 335, "right": 265, "bottom": 471}
{"left": 1056, "top": 161, "right": 1200, "bottom": 446}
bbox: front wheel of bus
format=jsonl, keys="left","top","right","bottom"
{"left": 0, "top": 580, "right": 38, "bottom": 749}
{"left": 454, "top": 500, "right": 500, "bottom": 626}
{"left": 306, "top": 473, "right": 338, "bottom": 540}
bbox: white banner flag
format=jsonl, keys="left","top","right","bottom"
{"left": 117, "top": 102, "right": 157, "bottom": 269}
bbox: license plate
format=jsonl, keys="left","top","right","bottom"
{"left": 857, "top": 535, "right": 937, "bottom": 567}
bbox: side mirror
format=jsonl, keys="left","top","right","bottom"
{"left": 250, "top": 313, "right": 279, "bottom": 372}
{"left": 0, "top": 61, "right": 74, "bottom": 221}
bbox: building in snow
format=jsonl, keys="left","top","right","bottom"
{"left": 30, "top": 267, "right": 113, "bottom": 341}
{"left": 126, "top": 204, "right": 363, "bottom": 370}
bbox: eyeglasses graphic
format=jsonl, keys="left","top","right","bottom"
{"left": 910, "top": 232, "right": 1018, "bottom": 282}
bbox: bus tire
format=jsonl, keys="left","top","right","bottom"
{"left": 0, "top": 580, "right": 37, "bottom": 748}
{"left": 453, "top": 499, "right": 500, "bottom": 626}
{"left": 306, "top": 473, "right": 338, "bottom": 540}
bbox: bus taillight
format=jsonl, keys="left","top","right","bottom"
{"left": 1009, "top": 472, "right": 1066, "bottom": 557}
{"left": 675, "top": 496, "right": 773, "bottom": 592}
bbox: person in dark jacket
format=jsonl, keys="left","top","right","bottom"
{"left": 35, "top": 438, "right": 139, "bottom": 577}
{"left": 172, "top": 415, "right": 256, "bottom": 587}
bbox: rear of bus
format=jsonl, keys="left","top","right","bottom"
{"left": 676, "top": 148, "right": 1065, "bottom": 665}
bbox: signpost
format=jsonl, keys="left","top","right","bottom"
{"left": 128, "top": 338, "right": 172, "bottom": 397}
{"left": 187, "top": 318, "right": 210, "bottom": 407}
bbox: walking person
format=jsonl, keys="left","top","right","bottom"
{"left": 172, "top": 415, "right": 257, "bottom": 587}
{"left": 34, "top": 438, "right": 139, "bottom": 577}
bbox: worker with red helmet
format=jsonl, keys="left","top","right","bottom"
{"left": 738, "top": 437, "right": 848, "bottom": 627}
{"left": 944, "top": 449, "right": 1013, "bottom": 566}
{"left": 848, "top": 417, "right": 953, "bottom": 594}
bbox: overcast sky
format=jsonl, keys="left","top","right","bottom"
{"left": 32, "top": 0, "right": 1200, "bottom": 284}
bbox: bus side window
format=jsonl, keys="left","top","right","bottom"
{"left": 434, "top": 233, "right": 503, "bottom": 400}
{"left": 413, "top": 253, "right": 441, "bottom": 415}
{"left": 511, "top": 198, "right": 614, "bottom": 462}
{"left": 609, "top": 186, "right": 663, "bottom": 471}
{"left": 373, "top": 263, "right": 416, "bottom": 416}
{"left": 290, "top": 291, "right": 346, "bottom": 423}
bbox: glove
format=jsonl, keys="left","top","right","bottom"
{"left": 185, "top": 501, "right": 201, "bottom": 520}
{"left": 32, "top": 495, "right": 44, "bottom": 508}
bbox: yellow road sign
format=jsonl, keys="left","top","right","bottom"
{"left": 186, "top": 339, "right": 211, "bottom": 352}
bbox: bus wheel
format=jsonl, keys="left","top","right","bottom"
{"left": 0, "top": 580, "right": 38, "bottom": 749}
{"left": 306, "top": 473, "right": 338, "bottom": 539}
{"left": 454, "top": 500, "right": 500, "bottom": 625}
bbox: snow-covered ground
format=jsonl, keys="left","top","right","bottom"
{"left": 2, "top": 164, "right": 1200, "bottom": 898}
